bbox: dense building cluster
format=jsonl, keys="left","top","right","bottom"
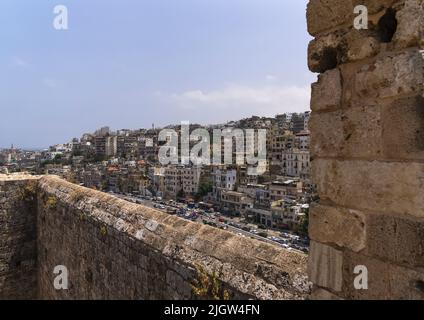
{"left": 0, "top": 112, "right": 314, "bottom": 237}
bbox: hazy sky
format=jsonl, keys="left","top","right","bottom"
{"left": 0, "top": 0, "right": 315, "bottom": 149}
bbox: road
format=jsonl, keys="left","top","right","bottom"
{"left": 112, "top": 192, "right": 308, "bottom": 254}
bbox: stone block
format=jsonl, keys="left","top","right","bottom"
{"left": 352, "top": 50, "right": 424, "bottom": 102}
{"left": 309, "top": 110, "right": 344, "bottom": 158}
{"left": 364, "top": 213, "right": 424, "bottom": 268}
{"left": 312, "top": 159, "right": 424, "bottom": 217}
{"left": 382, "top": 95, "right": 424, "bottom": 160}
{"left": 308, "top": 241, "right": 343, "bottom": 292}
{"left": 310, "top": 105, "right": 383, "bottom": 158}
{"left": 308, "top": 29, "right": 380, "bottom": 73}
{"left": 310, "top": 69, "right": 342, "bottom": 111}
{"left": 307, "top": 0, "right": 354, "bottom": 36}
{"left": 309, "top": 204, "right": 366, "bottom": 252}
{"left": 394, "top": 0, "right": 424, "bottom": 48}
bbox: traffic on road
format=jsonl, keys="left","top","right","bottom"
{"left": 110, "top": 191, "right": 310, "bottom": 254}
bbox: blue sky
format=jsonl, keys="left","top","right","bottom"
{"left": 0, "top": 0, "right": 315, "bottom": 149}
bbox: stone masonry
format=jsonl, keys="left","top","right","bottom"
{"left": 0, "top": 174, "right": 309, "bottom": 300}
{"left": 307, "top": 0, "right": 424, "bottom": 299}
{"left": 0, "top": 175, "right": 39, "bottom": 299}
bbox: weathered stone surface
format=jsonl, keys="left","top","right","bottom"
{"left": 308, "top": 29, "right": 380, "bottom": 73}
{"left": 342, "top": 251, "right": 424, "bottom": 299}
{"left": 310, "top": 287, "right": 343, "bottom": 300}
{"left": 307, "top": 0, "right": 354, "bottom": 36}
{"left": 0, "top": 174, "right": 40, "bottom": 300}
{"left": 382, "top": 96, "right": 424, "bottom": 160}
{"left": 309, "top": 110, "right": 344, "bottom": 158}
{"left": 310, "top": 69, "right": 342, "bottom": 111}
{"left": 394, "top": 0, "right": 424, "bottom": 48}
{"left": 308, "top": 241, "right": 343, "bottom": 292}
{"left": 364, "top": 213, "right": 424, "bottom": 268}
{"left": 310, "top": 105, "right": 382, "bottom": 158}
{"left": 0, "top": 175, "right": 310, "bottom": 300}
{"left": 307, "top": 0, "right": 396, "bottom": 36}
{"left": 352, "top": 50, "right": 424, "bottom": 101}
{"left": 307, "top": 0, "right": 424, "bottom": 301}
{"left": 354, "top": 0, "right": 397, "bottom": 14}
{"left": 312, "top": 159, "right": 424, "bottom": 217}
{"left": 309, "top": 204, "right": 366, "bottom": 252}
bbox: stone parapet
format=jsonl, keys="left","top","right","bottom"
{"left": 0, "top": 174, "right": 310, "bottom": 300}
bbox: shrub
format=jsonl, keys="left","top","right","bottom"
{"left": 191, "top": 265, "right": 231, "bottom": 300}
{"left": 45, "top": 196, "right": 58, "bottom": 210}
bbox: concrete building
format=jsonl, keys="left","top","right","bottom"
{"left": 268, "top": 180, "right": 302, "bottom": 202}
{"left": 220, "top": 190, "right": 253, "bottom": 216}
{"left": 211, "top": 166, "right": 237, "bottom": 203}
{"left": 95, "top": 135, "right": 117, "bottom": 158}
{"left": 282, "top": 149, "right": 310, "bottom": 178}
{"left": 181, "top": 166, "right": 202, "bottom": 195}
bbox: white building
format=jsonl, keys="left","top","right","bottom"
{"left": 282, "top": 149, "right": 310, "bottom": 178}
{"left": 295, "top": 131, "right": 310, "bottom": 151}
{"left": 211, "top": 166, "right": 237, "bottom": 203}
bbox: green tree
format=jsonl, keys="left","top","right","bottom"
{"left": 195, "top": 181, "right": 213, "bottom": 201}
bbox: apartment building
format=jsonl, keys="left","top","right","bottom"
{"left": 181, "top": 166, "right": 202, "bottom": 195}
{"left": 294, "top": 131, "right": 310, "bottom": 151}
{"left": 281, "top": 149, "right": 310, "bottom": 178}
{"left": 268, "top": 179, "right": 302, "bottom": 202}
{"left": 162, "top": 165, "right": 202, "bottom": 199}
{"left": 220, "top": 190, "right": 254, "bottom": 216}
{"left": 95, "top": 135, "right": 117, "bottom": 158}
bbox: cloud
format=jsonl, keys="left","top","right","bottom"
{"left": 11, "top": 56, "right": 29, "bottom": 68}
{"left": 169, "top": 84, "right": 311, "bottom": 118}
{"left": 266, "top": 75, "right": 278, "bottom": 81}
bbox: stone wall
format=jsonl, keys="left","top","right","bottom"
{"left": 307, "top": 0, "right": 424, "bottom": 299}
{"left": 0, "top": 174, "right": 309, "bottom": 299}
{"left": 0, "top": 175, "right": 39, "bottom": 299}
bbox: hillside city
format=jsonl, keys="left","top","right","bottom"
{"left": 0, "top": 111, "right": 314, "bottom": 253}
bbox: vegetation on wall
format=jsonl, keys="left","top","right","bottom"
{"left": 18, "top": 180, "right": 38, "bottom": 204}
{"left": 45, "top": 196, "right": 58, "bottom": 210}
{"left": 191, "top": 264, "right": 231, "bottom": 300}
